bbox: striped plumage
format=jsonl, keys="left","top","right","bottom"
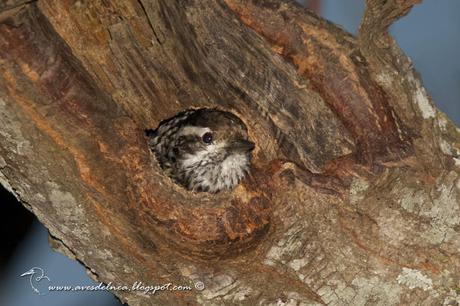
{"left": 147, "top": 109, "right": 255, "bottom": 193}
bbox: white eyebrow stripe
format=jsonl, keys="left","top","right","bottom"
{"left": 178, "top": 126, "right": 211, "bottom": 137}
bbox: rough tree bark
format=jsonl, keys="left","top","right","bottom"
{"left": 1, "top": 0, "right": 459, "bottom": 305}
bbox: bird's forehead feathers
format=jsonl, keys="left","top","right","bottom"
{"left": 185, "top": 109, "right": 248, "bottom": 136}
{"left": 178, "top": 126, "right": 211, "bottom": 137}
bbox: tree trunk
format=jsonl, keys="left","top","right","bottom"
{"left": 1, "top": 0, "right": 459, "bottom": 305}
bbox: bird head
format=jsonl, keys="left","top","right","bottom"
{"left": 20, "top": 267, "right": 42, "bottom": 277}
{"left": 175, "top": 109, "right": 255, "bottom": 163}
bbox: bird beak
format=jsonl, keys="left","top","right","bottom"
{"left": 20, "top": 269, "right": 34, "bottom": 277}
{"left": 230, "top": 139, "right": 255, "bottom": 152}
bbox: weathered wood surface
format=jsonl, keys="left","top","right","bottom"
{"left": 1, "top": 0, "right": 459, "bottom": 305}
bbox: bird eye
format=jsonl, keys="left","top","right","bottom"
{"left": 202, "top": 132, "right": 213, "bottom": 144}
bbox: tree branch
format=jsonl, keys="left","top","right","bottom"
{"left": 1, "top": 0, "right": 459, "bottom": 305}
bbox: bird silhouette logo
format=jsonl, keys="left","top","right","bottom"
{"left": 20, "top": 267, "right": 51, "bottom": 295}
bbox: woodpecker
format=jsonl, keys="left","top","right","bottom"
{"left": 147, "top": 109, "right": 255, "bottom": 193}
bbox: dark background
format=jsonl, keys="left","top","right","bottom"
{"left": 1, "top": 1, "right": 459, "bottom": 305}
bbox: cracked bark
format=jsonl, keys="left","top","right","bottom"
{"left": 1, "top": 0, "right": 459, "bottom": 305}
